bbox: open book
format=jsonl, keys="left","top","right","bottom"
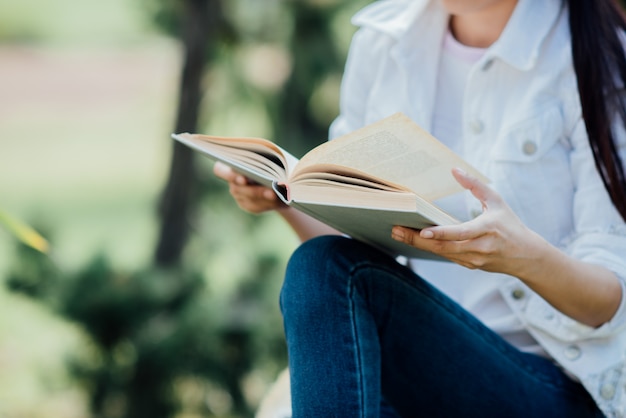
{"left": 173, "top": 113, "right": 487, "bottom": 259}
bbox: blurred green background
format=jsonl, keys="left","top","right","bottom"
{"left": 0, "top": 0, "right": 370, "bottom": 416}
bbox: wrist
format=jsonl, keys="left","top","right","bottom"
{"left": 511, "top": 229, "right": 559, "bottom": 284}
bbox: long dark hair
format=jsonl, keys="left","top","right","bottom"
{"left": 568, "top": 0, "right": 626, "bottom": 221}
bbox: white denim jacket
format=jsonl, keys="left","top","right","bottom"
{"left": 329, "top": 0, "right": 626, "bottom": 416}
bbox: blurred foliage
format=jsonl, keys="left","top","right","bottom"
{"left": 3, "top": 0, "right": 372, "bottom": 416}
{"left": 7, "top": 239, "right": 287, "bottom": 418}
{"left": 145, "top": 0, "right": 371, "bottom": 155}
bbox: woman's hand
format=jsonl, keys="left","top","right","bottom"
{"left": 214, "top": 162, "right": 339, "bottom": 241}
{"left": 392, "top": 167, "right": 622, "bottom": 327}
{"left": 391, "top": 168, "right": 547, "bottom": 277}
{"left": 213, "top": 162, "right": 287, "bottom": 214}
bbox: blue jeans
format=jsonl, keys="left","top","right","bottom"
{"left": 280, "top": 236, "right": 604, "bottom": 418}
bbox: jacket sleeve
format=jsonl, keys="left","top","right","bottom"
{"left": 569, "top": 116, "right": 626, "bottom": 264}
{"left": 525, "top": 115, "right": 626, "bottom": 340}
{"left": 568, "top": 116, "right": 626, "bottom": 334}
{"left": 328, "top": 27, "right": 390, "bottom": 140}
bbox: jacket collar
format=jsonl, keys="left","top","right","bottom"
{"left": 351, "top": 0, "right": 564, "bottom": 71}
{"left": 489, "top": 0, "right": 564, "bottom": 70}
{"left": 351, "top": 0, "right": 433, "bottom": 40}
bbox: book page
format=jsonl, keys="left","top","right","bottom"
{"left": 292, "top": 113, "right": 487, "bottom": 201}
{"left": 172, "top": 133, "right": 300, "bottom": 187}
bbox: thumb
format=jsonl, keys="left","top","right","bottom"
{"left": 452, "top": 168, "right": 499, "bottom": 209}
{"left": 214, "top": 162, "right": 236, "bottom": 181}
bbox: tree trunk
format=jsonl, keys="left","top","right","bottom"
{"left": 155, "top": 0, "right": 220, "bottom": 266}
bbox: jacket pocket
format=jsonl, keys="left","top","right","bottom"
{"left": 490, "top": 104, "right": 567, "bottom": 163}
{"left": 487, "top": 104, "right": 572, "bottom": 242}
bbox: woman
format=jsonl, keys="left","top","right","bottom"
{"left": 215, "top": 0, "right": 626, "bottom": 416}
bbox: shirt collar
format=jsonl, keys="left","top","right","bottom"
{"left": 351, "top": 0, "right": 564, "bottom": 71}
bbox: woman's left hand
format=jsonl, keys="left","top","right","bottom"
{"left": 391, "top": 168, "right": 546, "bottom": 276}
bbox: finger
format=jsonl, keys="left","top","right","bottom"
{"left": 452, "top": 168, "right": 501, "bottom": 209}
{"left": 392, "top": 226, "right": 496, "bottom": 265}
{"left": 231, "top": 183, "right": 276, "bottom": 202}
{"left": 391, "top": 226, "right": 424, "bottom": 247}
{"left": 392, "top": 226, "right": 469, "bottom": 256}
{"left": 392, "top": 225, "right": 469, "bottom": 246}
{"left": 213, "top": 162, "right": 236, "bottom": 181}
{"left": 231, "top": 184, "right": 284, "bottom": 213}
{"left": 419, "top": 222, "right": 483, "bottom": 242}
{"left": 234, "top": 174, "right": 249, "bottom": 186}
{"left": 214, "top": 162, "right": 255, "bottom": 186}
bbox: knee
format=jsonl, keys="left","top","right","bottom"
{"left": 286, "top": 235, "right": 346, "bottom": 275}
{"left": 280, "top": 235, "right": 351, "bottom": 318}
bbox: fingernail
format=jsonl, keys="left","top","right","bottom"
{"left": 455, "top": 167, "right": 467, "bottom": 176}
{"left": 421, "top": 230, "right": 434, "bottom": 239}
{"left": 391, "top": 227, "right": 405, "bottom": 241}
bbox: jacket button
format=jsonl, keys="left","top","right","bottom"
{"left": 522, "top": 140, "right": 537, "bottom": 155}
{"left": 469, "top": 119, "right": 484, "bottom": 135}
{"left": 511, "top": 288, "right": 525, "bottom": 300}
{"left": 600, "top": 383, "right": 616, "bottom": 400}
{"left": 564, "top": 345, "right": 581, "bottom": 360}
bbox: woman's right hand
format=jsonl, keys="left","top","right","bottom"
{"left": 213, "top": 162, "right": 287, "bottom": 214}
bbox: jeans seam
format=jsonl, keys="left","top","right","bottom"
{"left": 347, "top": 273, "right": 366, "bottom": 418}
